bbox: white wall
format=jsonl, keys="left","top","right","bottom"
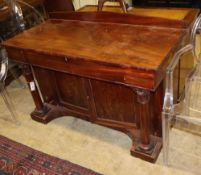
{"left": 73, "top": 0, "right": 132, "bottom": 10}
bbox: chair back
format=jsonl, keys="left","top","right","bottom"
{"left": 190, "top": 13, "right": 201, "bottom": 62}
{"left": 2, "top": 0, "right": 45, "bottom": 39}
{"left": 1, "top": 0, "right": 45, "bottom": 85}
{"left": 162, "top": 13, "right": 201, "bottom": 168}
{"left": 0, "top": 46, "right": 8, "bottom": 83}
{"left": 163, "top": 13, "right": 201, "bottom": 113}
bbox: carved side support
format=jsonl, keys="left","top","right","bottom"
{"left": 20, "top": 64, "right": 49, "bottom": 119}
{"left": 136, "top": 90, "right": 154, "bottom": 150}
{"left": 130, "top": 88, "right": 162, "bottom": 162}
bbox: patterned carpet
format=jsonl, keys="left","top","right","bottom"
{"left": 0, "top": 135, "right": 101, "bottom": 175}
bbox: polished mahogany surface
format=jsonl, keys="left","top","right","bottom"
{"left": 4, "top": 19, "right": 184, "bottom": 90}
{"left": 2, "top": 8, "right": 198, "bottom": 163}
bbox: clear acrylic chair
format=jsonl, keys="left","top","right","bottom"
{"left": 0, "top": 45, "right": 19, "bottom": 124}
{"left": 1, "top": 0, "right": 45, "bottom": 39}
{"left": 4, "top": 0, "right": 45, "bottom": 87}
{"left": 162, "top": 13, "right": 201, "bottom": 173}
{"left": 0, "top": 0, "right": 45, "bottom": 124}
{"left": 0, "top": 0, "right": 45, "bottom": 89}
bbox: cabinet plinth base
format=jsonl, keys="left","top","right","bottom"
{"left": 130, "top": 136, "right": 162, "bottom": 163}
{"left": 31, "top": 104, "right": 62, "bottom": 124}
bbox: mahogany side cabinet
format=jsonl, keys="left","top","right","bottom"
{"left": 2, "top": 8, "right": 199, "bottom": 162}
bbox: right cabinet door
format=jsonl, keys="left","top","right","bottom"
{"left": 90, "top": 79, "right": 137, "bottom": 125}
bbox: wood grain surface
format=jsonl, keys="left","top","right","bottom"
{"left": 3, "top": 19, "right": 185, "bottom": 89}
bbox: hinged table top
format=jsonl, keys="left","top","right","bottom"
{"left": 3, "top": 19, "right": 184, "bottom": 69}
{"left": 2, "top": 18, "right": 188, "bottom": 90}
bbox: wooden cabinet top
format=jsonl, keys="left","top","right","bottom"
{"left": 3, "top": 19, "right": 183, "bottom": 68}
{"left": 2, "top": 7, "right": 198, "bottom": 90}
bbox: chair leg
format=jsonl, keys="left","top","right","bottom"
{"left": 1, "top": 87, "right": 20, "bottom": 125}
{"left": 162, "top": 112, "right": 170, "bottom": 165}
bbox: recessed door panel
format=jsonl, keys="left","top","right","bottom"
{"left": 91, "top": 80, "right": 136, "bottom": 123}
{"left": 55, "top": 72, "right": 89, "bottom": 109}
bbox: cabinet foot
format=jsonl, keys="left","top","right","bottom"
{"left": 130, "top": 136, "right": 162, "bottom": 163}
{"left": 31, "top": 103, "right": 66, "bottom": 124}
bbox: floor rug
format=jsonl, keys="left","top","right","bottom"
{"left": 0, "top": 135, "right": 101, "bottom": 175}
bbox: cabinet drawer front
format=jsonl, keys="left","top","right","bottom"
{"left": 26, "top": 51, "right": 127, "bottom": 85}
{"left": 6, "top": 47, "right": 26, "bottom": 63}
{"left": 25, "top": 51, "right": 155, "bottom": 89}
{"left": 26, "top": 51, "right": 71, "bottom": 73}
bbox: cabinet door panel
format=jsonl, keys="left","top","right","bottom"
{"left": 91, "top": 80, "right": 136, "bottom": 123}
{"left": 55, "top": 72, "right": 89, "bottom": 109}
